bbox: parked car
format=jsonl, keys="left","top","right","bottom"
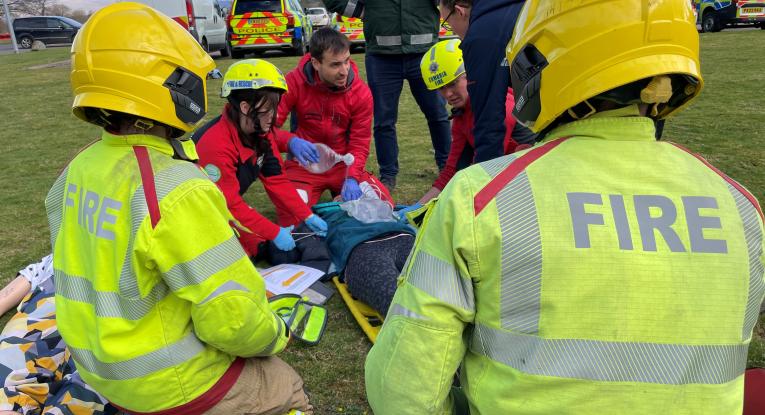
{"left": 331, "top": 13, "right": 364, "bottom": 45}
{"left": 226, "top": 0, "right": 313, "bottom": 58}
{"left": 694, "top": 0, "right": 765, "bottom": 32}
{"left": 307, "top": 7, "right": 330, "bottom": 27}
{"left": 120, "top": 0, "right": 229, "bottom": 56}
{"left": 12, "top": 16, "right": 81, "bottom": 49}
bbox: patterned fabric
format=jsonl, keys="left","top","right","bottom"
{"left": 0, "top": 258, "right": 116, "bottom": 415}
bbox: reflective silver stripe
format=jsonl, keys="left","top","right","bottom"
{"left": 256, "top": 314, "right": 287, "bottom": 357}
{"left": 470, "top": 323, "right": 748, "bottom": 385}
{"left": 408, "top": 251, "right": 474, "bottom": 311}
{"left": 164, "top": 236, "right": 245, "bottom": 291}
{"left": 480, "top": 155, "right": 515, "bottom": 178}
{"left": 46, "top": 167, "right": 69, "bottom": 250}
{"left": 69, "top": 331, "right": 206, "bottom": 380}
{"left": 387, "top": 303, "right": 428, "bottom": 321}
{"left": 119, "top": 162, "right": 209, "bottom": 298}
{"left": 343, "top": 0, "right": 361, "bottom": 17}
{"left": 728, "top": 183, "right": 765, "bottom": 340}
{"left": 55, "top": 269, "right": 169, "bottom": 320}
{"left": 200, "top": 280, "right": 251, "bottom": 304}
{"left": 376, "top": 35, "right": 402, "bottom": 46}
{"left": 409, "top": 33, "right": 433, "bottom": 45}
{"left": 495, "top": 171, "right": 542, "bottom": 334}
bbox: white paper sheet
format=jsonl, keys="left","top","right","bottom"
{"left": 258, "top": 264, "right": 325, "bottom": 296}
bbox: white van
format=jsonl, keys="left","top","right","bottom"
{"left": 124, "top": 0, "right": 229, "bottom": 56}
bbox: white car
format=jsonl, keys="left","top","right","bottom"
{"left": 121, "top": 0, "right": 228, "bottom": 56}
{"left": 307, "top": 7, "right": 330, "bottom": 28}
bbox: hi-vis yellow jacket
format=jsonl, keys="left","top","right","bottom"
{"left": 366, "top": 109, "right": 765, "bottom": 415}
{"left": 45, "top": 131, "right": 289, "bottom": 412}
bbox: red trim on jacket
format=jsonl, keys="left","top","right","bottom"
{"left": 474, "top": 137, "right": 570, "bottom": 215}
{"left": 276, "top": 53, "right": 373, "bottom": 181}
{"left": 194, "top": 107, "right": 312, "bottom": 255}
{"left": 133, "top": 146, "right": 161, "bottom": 228}
{"left": 433, "top": 91, "right": 519, "bottom": 190}
{"left": 115, "top": 358, "right": 245, "bottom": 415}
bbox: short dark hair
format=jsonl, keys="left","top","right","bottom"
{"left": 440, "top": 0, "right": 472, "bottom": 11}
{"left": 310, "top": 27, "right": 351, "bottom": 62}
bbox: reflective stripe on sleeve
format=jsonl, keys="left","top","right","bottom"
{"left": 407, "top": 251, "right": 474, "bottom": 311}
{"left": 200, "top": 280, "right": 251, "bottom": 304}
{"left": 46, "top": 167, "right": 69, "bottom": 251}
{"left": 164, "top": 236, "right": 246, "bottom": 291}
{"left": 728, "top": 183, "right": 765, "bottom": 340}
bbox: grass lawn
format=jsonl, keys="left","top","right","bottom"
{"left": 1, "top": 30, "right": 764, "bottom": 413}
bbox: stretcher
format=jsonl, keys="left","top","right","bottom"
{"left": 332, "top": 276, "right": 384, "bottom": 343}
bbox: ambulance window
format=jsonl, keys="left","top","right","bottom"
{"left": 234, "top": 0, "right": 282, "bottom": 14}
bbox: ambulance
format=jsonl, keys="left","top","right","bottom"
{"left": 226, "top": 0, "right": 313, "bottom": 58}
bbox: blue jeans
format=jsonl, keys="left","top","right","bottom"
{"left": 365, "top": 52, "right": 451, "bottom": 179}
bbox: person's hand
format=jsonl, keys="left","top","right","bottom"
{"left": 305, "top": 214, "right": 328, "bottom": 237}
{"left": 288, "top": 137, "right": 319, "bottom": 166}
{"left": 396, "top": 203, "right": 422, "bottom": 223}
{"left": 341, "top": 178, "right": 362, "bottom": 201}
{"left": 273, "top": 225, "right": 296, "bottom": 251}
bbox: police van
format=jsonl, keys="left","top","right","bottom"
{"left": 695, "top": 0, "right": 765, "bottom": 32}
{"left": 123, "top": 0, "right": 229, "bottom": 55}
{"left": 226, "top": 0, "right": 313, "bottom": 58}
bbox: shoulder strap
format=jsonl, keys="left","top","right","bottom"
{"left": 670, "top": 142, "right": 763, "bottom": 222}
{"left": 133, "top": 146, "right": 161, "bottom": 228}
{"left": 474, "top": 137, "right": 570, "bottom": 215}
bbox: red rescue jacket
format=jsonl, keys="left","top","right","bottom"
{"left": 276, "top": 54, "right": 373, "bottom": 181}
{"left": 193, "top": 107, "right": 312, "bottom": 255}
{"left": 432, "top": 91, "right": 519, "bottom": 190}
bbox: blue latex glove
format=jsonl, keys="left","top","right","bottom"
{"left": 288, "top": 137, "right": 319, "bottom": 166}
{"left": 341, "top": 178, "right": 363, "bottom": 201}
{"left": 305, "top": 214, "right": 328, "bottom": 237}
{"left": 396, "top": 203, "right": 422, "bottom": 223}
{"left": 273, "top": 225, "right": 296, "bottom": 251}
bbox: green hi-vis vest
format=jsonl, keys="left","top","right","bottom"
{"left": 366, "top": 114, "right": 765, "bottom": 415}
{"left": 45, "top": 132, "right": 288, "bottom": 412}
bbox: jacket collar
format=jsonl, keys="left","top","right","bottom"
{"left": 101, "top": 130, "right": 175, "bottom": 156}
{"left": 541, "top": 106, "right": 657, "bottom": 143}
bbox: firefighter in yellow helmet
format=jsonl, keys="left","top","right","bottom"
{"left": 366, "top": 0, "right": 764, "bottom": 414}
{"left": 45, "top": 3, "right": 312, "bottom": 414}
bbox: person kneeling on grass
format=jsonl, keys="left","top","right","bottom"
{"left": 192, "top": 59, "right": 329, "bottom": 259}
{"left": 274, "top": 27, "right": 394, "bottom": 209}
{"left": 365, "top": 1, "right": 765, "bottom": 413}
{"left": 398, "top": 39, "right": 533, "bottom": 217}
{"left": 46, "top": 3, "right": 311, "bottom": 414}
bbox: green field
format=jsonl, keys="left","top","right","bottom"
{"left": 0, "top": 30, "right": 763, "bottom": 413}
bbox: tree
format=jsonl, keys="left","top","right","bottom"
{"left": 1, "top": 0, "right": 58, "bottom": 17}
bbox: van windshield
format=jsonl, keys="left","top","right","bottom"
{"left": 235, "top": 0, "right": 282, "bottom": 14}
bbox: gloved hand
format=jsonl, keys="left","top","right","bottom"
{"left": 341, "top": 178, "right": 363, "bottom": 201}
{"left": 305, "top": 214, "right": 328, "bottom": 237}
{"left": 396, "top": 203, "right": 422, "bottom": 223}
{"left": 288, "top": 137, "right": 319, "bottom": 166}
{"left": 273, "top": 225, "right": 296, "bottom": 251}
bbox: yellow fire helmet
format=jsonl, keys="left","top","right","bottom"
{"left": 220, "top": 59, "right": 288, "bottom": 98}
{"left": 70, "top": 2, "right": 215, "bottom": 137}
{"left": 420, "top": 39, "right": 465, "bottom": 90}
{"left": 506, "top": 0, "right": 703, "bottom": 133}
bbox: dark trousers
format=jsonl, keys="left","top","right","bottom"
{"left": 365, "top": 52, "right": 451, "bottom": 179}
